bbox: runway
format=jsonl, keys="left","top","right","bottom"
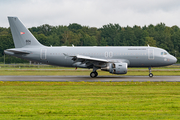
{"left": 0, "top": 76, "right": 180, "bottom": 82}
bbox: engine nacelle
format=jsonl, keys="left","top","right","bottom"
{"left": 102, "top": 63, "right": 128, "bottom": 74}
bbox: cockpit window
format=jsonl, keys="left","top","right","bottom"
{"left": 161, "top": 52, "right": 167, "bottom": 55}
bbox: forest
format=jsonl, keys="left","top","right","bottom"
{"left": 0, "top": 22, "right": 180, "bottom": 63}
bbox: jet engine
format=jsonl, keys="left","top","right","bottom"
{"left": 101, "top": 63, "right": 128, "bottom": 74}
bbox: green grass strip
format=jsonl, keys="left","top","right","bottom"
{"left": 0, "top": 81, "right": 180, "bottom": 119}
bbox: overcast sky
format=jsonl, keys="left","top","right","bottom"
{"left": 1, "top": 0, "right": 180, "bottom": 28}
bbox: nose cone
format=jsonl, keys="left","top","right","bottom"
{"left": 170, "top": 55, "right": 177, "bottom": 64}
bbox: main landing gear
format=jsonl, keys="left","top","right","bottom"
{"left": 90, "top": 67, "right": 99, "bottom": 78}
{"left": 90, "top": 71, "right": 98, "bottom": 78}
{"left": 148, "top": 67, "right": 153, "bottom": 77}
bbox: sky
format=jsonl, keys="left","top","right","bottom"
{"left": 1, "top": 0, "right": 180, "bottom": 28}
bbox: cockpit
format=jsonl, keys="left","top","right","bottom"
{"left": 161, "top": 52, "right": 168, "bottom": 55}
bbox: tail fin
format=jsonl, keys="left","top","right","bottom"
{"left": 8, "top": 17, "right": 43, "bottom": 48}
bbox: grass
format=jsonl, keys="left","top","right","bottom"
{"left": 0, "top": 81, "right": 180, "bottom": 120}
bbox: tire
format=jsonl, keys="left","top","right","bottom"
{"left": 149, "top": 73, "right": 153, "bottom": 77}
{"left": 95, "top": 72, "right": 98, "bottom": 77}
{"left": 90, "top": 72, "right": 96, "bottom": 78}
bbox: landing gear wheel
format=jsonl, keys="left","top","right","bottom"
{"left": 90, "top": 72, "right": 98, "bottom": 78}
{"left": 149, "top": 73, "right": 153, "bottom": 77}
{"left": 95, "top": 72, "right": 98, "bottom": 77}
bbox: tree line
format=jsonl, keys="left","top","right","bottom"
{"left": 0, "top": 22, "right": 180, "bottom": 63}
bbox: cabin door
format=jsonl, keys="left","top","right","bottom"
{"left": 148, "top": 49, "right": 154, "bottom": 60}
{"left": 40, "top": 49, "right": 47, "bottom": 60}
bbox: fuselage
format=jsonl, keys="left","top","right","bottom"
{"left": 5, "top": 46, "right": 177, "bottom": 68}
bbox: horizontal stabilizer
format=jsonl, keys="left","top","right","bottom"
{"left": 4, "top": 49, "right": 30, "bottom": 54}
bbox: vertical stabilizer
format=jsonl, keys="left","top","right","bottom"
{"left": 8, "top": 17, "right": 43, "bottom": 48}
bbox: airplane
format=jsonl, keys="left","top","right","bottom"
{"left": 4, "top": 17, "right": 177, "bottom": 78}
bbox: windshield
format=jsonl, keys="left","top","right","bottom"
{"left": 161, "top": 52, "right": 168, "bottom": 55}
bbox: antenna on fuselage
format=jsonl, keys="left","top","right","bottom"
{"left": 72, "top": 44, "right": 74, "bottom": 47}
{"left": 148, "top": 44, "right": 150, "bottom": 47}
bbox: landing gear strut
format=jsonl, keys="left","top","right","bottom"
{"left": 148, "top": 67, "right": 153, "bottom": 77}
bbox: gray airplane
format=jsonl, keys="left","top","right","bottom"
{"left": 4, "top": 17, "right": 177, "bottom": 78}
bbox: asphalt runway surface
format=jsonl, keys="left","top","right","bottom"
{"left": 0, "top": 76, "right": 180, "bottom": 82}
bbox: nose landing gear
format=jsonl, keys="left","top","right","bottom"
{"left": 148, "top": 67, "right": 153, "bottom": 77}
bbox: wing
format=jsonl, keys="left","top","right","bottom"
{"left": 63, "top": 53, "right": 129, "bottom": 68}
{"left": 64, "top": 53, "right": 109, "bottom": 68}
